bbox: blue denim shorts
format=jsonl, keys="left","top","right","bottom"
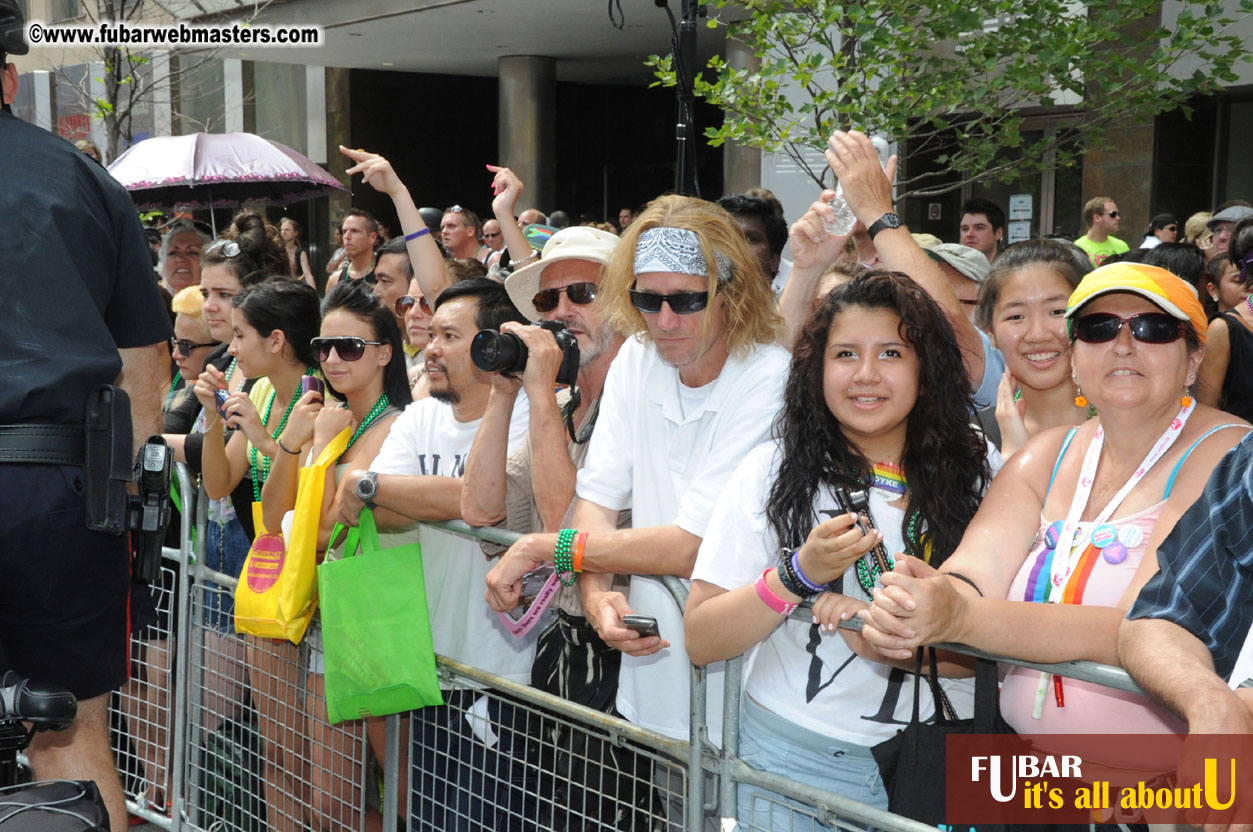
{"left": 202, "top": 517, "right": 250, "bottom": 632}
{"left": 737, "top": 695, "right": 887, "bottom": 832}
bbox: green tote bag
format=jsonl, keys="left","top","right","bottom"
{"left": 318, "top": 509, "right": 443, "bottom": 724}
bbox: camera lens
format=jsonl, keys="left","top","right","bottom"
{"left": 471, "top": 330, "right": 528, "bottom": 374}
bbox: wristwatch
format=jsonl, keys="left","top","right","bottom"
{"left": 355, "top": 471, "right": 379, "bottom": 509}
{"left": 867, "top": 212, "right": 903, "bottom": 240}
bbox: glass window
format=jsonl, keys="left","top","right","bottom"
{"left": 254, "top": 62, "right": 307, "bottom": 154}
{"left": 1223, "top": 101, "right": 1253, "bottom": 204}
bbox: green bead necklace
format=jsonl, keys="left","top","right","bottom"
{"left": 169, "top": 370, "right": 182, "bottom": 394}
{"left": 345, "top": 393, "right": 392, "bottom": 451}
{"left": 249, "top": 369, "right": 312, "bottom": 502}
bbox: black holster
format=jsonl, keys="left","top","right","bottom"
{"left": 83, "top": 384, "right": 133, "bottom": 535}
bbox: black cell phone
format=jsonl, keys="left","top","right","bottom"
{"left": 301, "top": 374, "right": 325, "bottom": 396}
{"left": 622, "top": 614, "right": 660, "bottom": 639}
{"left": 834, "top": 485, "right": 892, "bottom": 574}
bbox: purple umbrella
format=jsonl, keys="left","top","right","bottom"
{"left": 107, "top": 131, "right": 348, "bottom": 213}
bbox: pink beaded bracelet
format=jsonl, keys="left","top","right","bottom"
{"left": 754, "top": 569, "right": 798, "bottom": 616}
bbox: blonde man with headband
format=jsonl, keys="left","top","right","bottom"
{"left": 486, "top": 195, "right": 789, "bottom": 822}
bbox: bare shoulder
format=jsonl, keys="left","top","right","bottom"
{"left": 1167, "top": 406, "right": 1252, "bottom": 500}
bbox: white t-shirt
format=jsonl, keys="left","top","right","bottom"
{"left": 693, "top": 442, "right": 986, "bottom": 746}
{"left": 576, "top": 336, "right": 792, "bottom": 742}
{"left": 371, "top": 396, "right": 533, "bottom": 686}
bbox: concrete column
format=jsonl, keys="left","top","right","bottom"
{"left": 497, "top": 56, "right": 555, "bottom": 215}
{"left": 305, "top": 65, "right": 327, "bottom": 164}
{"left": 722, "top": 38, "right": 761, "bottom": 195}
{"left": 88, "top": 61, "right": 107, "bottom": 158}
{"left": 32, "top": 70, "right": 52, "bottom": 132}
{"left": 223, "top": 58, "right": 244, "bottom": 133}
{"left": 152, "top": 53, "right": 171, "bottom": 138}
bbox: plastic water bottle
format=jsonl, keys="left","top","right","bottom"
{"left": 822, "top": 135, "right": 892, "bottom": 237}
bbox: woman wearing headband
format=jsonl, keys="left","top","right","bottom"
{"left": 1196, "top": 217, "right": 1253, "bottom": 421}
{"left": 861, "top": 263, "right": 1248, "bottom": 773}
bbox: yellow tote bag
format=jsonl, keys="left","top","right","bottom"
{"left": 234, "top": 425, "right": 351, "bottom": 643}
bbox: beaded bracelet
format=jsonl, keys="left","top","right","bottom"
{"left": 776, "top": 548, "right": 823, "bottom": 599}
{"left": 789, "top": 549, "right": 829, "bottom": 594}
{"left": 554, "top": 528, "right": 578, "bottom": 587}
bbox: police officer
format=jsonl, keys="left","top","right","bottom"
{"left": 0, "top": 3, "right": 172, "bottom": 828}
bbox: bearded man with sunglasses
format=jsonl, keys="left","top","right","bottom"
{"left": 486, "top": 196, "right": 789, "bottom": 825}
{"left": 1075, "top": 196, "right": 1129, "bottom": 267}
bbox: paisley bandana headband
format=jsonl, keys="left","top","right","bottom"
{"left": 634, "top": 227, "right": 733, "bottom": 282}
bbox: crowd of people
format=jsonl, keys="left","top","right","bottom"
{"left": 107, "top": 128, "right": 1253, "bottom": 832}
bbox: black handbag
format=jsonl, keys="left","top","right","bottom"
{"left": 871, "top": 647, "right": 1020, "bottom": 830}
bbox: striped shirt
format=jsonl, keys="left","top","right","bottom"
{"left": 1128, "top": 432, "right": 1253, "bottom": 680}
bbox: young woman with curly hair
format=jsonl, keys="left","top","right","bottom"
{"left": 684, "top": 271, "right": 997, "bottom": 828}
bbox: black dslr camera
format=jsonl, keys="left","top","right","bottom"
{"left": 833, "top": 485, "right": 892, "bottom": 575}
{"left": 471, "top": 321, "right": 580, "bottom": 387}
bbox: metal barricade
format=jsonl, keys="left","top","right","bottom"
{"left": 111, "top": 472, "right": 1149, "bottom": 832}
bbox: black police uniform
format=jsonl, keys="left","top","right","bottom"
{"left": 0, "top": 109, "right": 172, "bottom": 699}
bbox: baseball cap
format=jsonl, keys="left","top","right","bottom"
{"left": 1064, "top": 262, "right": 1207, "bottom": 345}
{"left": 925, "top": 243, "right": 991, "bottom": 284}
{"left": 1206, "top": 205, "right": 1253, "bottom": 230}
{"left": 505, "top": 226, "right": 620, "bottom": 321}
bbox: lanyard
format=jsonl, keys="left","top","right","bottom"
{"left": 1047, "top": 401, "right": 1194, "bottom": 598}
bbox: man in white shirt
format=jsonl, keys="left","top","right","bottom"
{"left": 335, "top": 277, "right": 532, "bottom": 831}
{"left": 486, "top": 196, "right": 790, "bottom": 826}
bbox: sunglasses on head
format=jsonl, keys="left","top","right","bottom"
{"left": 1072, "top": 312, "right": 1183, "bottom": 344}
{"left": 629, "top": 289, "right": 709, "bottom": 315}
{"left": 311, "top": 336, "right": 386, "bottom": 362}
{"left": 395, "top": 295, "right": 433, "bottom": 317}
{"left": 533, "top": 282, "right": 598, "bottom": 313}
{"left": 170, "top": 337, "right": 216, "bottom": 355}
{"left": 205, "top": 239, "right": 241, "bottom": 258}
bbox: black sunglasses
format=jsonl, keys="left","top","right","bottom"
{"left": 1106, "top": 211, "right": 1120, "bottom": 218}
{"left": 311, "top": 336, "right": 386, "bottom": 362}
{"left": 629, "top": 289, "right": 709, "bottom": 315}
{"left": 533, "top": 283, "right": 598, "bottom": 313}
{"left": 170, "top": 337, "right": 217, "bottom": 355}
{"left": 395, "top": 295, "right": 433, "bottom": 317}
{"left": 1072, "top": 312, "right": 1183, "bottom": 344}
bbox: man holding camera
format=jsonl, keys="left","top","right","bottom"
{"left": 464, "top": 225, "right": 630, "bottom": 827}
{"left": 0, "top": 4, "right": 172, "bottom": 827}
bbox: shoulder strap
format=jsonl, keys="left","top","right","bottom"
{"left": 1044, "top": 427, "right": 1081, "bottom": 503}
{"left": 1163, "top": 424, "right": 1253, "bottom": 498}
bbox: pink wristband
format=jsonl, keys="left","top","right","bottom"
{"left": 754, "top": 569, "right": 798, "bottom": 616}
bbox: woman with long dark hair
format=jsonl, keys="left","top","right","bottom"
{"left": 684, "top": 271, "right": 994, "bottom": 826}
{"left": 259, "top": 279, "right": 412, "bottom": 832}
{"left": 192, "top": 277, "right": 322, "bottom": 832}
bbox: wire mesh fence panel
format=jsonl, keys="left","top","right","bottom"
{"left": 181, "top": 576, "right": 376, "bottom": 832}
{"left": 406, "top": 673, "right": 686, "bottom": 832}
{"left": 111, "top": 559, "right": 179, "bottom": 824}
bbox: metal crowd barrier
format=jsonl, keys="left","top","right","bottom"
{"left": 104, "top": 467, "right": 1146, "bottom": 832}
